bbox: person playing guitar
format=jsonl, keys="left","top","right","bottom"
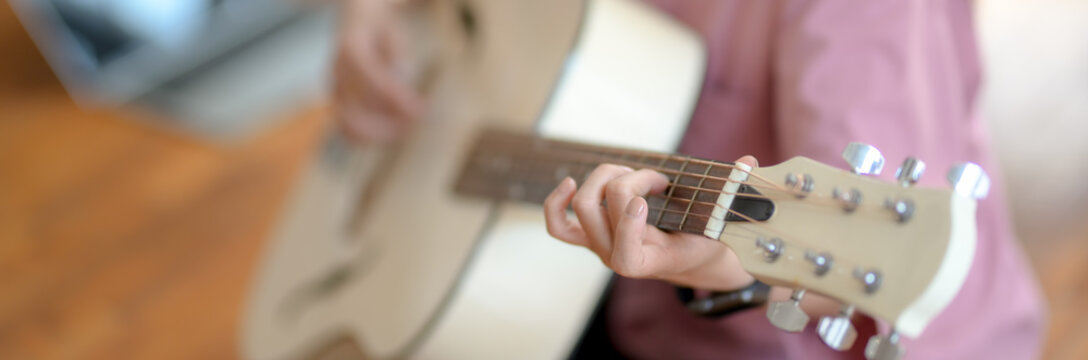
{"left": 333, "top": 0, "right": 1045, "bottom": 358}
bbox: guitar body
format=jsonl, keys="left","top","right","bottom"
{"left": 242, "top": 1, "right": 706, "bottom": 359}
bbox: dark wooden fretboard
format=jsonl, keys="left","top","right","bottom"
{"left": 453, "top": 129, "right": 773, "bottom": 236}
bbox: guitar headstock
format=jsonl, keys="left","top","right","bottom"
{"left": 718, "top": 143, "right": 989, "bottom": 358}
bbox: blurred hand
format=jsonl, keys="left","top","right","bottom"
{"left": 334, "top": 0, "right": 424, "bottom": 143}
{"left": 543, "top": 156, "right": 760, "bottom": 291}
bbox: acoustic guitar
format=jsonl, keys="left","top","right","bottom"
{"left": 241, "top": 1, "right": 988, "bottom": 359}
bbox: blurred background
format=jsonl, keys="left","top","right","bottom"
{"left": 0, "top": 0, "right": 1085, "bottom": 359}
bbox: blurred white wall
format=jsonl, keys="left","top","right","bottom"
{"left": 977, "top": 0, "right": 1088, "bottom": 240}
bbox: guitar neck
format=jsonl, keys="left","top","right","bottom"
{"left": 454, "top": 129, "right": 773, "bottom": 236}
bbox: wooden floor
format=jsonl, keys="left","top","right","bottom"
{"left": 0, "top": 4, "right": 1084, "bottom": 360}
{"left": 0, "top": 5, "right": 326, "bottom": 358}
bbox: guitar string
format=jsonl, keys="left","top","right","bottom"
{"left": 468, "top": 171, "right": 753, "bottom": 228}
{"left": 478, "top": 160, "right": 768, "bottom": 215}
{"left": 478, "top": 135, "right": 848, "bottom": 208}
{"left": 488, "top": 174, "right": 748, "bottom": 225}
{"left": 523, "top": 168, "right": 892, "bottom": 262}
{"left": 485, "top": 131, "right": 909, "bottom": 216}
{"left": 476, "top": 157, "right": 824, "bottom": 248}
{"left": 470, "top": 156, "right": 896, "bottom": 235}
{"left": 477, "top": 138, "right": 883, "bottom": 250}
{"left": 478, "top": 138, "right": 891, "bottom": 215}
{"left": 717, "top": 227, "right": 870, "bottom": 282}
{"left": 547, "top": 157, "right": 774, "bottom": 201}
{"left": 480, "top": 132, "right": 802, "bottom": 196}
{"left": 467, "top": 152, "right": 839, "bottom": 237}
{"left": 475, "top": 144, "right": 777, "bottom": 200}
{"left": 476, "top": 137, "right": 882, "bottom": 287}
{"left": 477, "top": 134, "right": 891, "bottom": 294}
{"left": 474, "top": 133, "right": 897, "bottom": 241}
{"left": 479, "top": 145, "right": 864, "bottom": 217}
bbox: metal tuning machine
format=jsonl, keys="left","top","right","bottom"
{"left": 895, "top": 157, "right": 925, "bottom": 186}
{"left": 947, "top": 162, "right": 990, "bottom": 199}
{"left": 842, "top": 143, "right": 885, "bottom": 175}
{"left": 817, "top": 304, "right": 858, "bottom": 351}
{"left": 766, "top": 289, "right": 809, "bottom": 332}
{"left": 865, "top": 331, "right": 905, "bottom": 360}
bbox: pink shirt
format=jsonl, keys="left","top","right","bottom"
{"left": 606, "top": 1, "right": 1046, "bottom": 358}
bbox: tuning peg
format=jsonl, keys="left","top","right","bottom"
{"left": 884, "top": 198, "right": 915, "bottom": 223}
{"left": 895, "top": 157, "right": 926, "bottom": 186}
{"left": 756, "top": 237, "right": 784, "bottom": 262}
{"left": 817, "top": 305, "right": 858, "bottom": 351}
{"left": 947, "top": 162, "right": 990, "bottom": 199}
{"left": 832, "top": 187, "right": 862, "bottom": 212}
{"left": 804, "top": 251, "right": 833, "bottom": 276}
{"left": 842, "top": 143, "right": 885, "bottom": 175}
{"left": 853, "top": 268, "right": 883, "bottom": 294}
{"left": 865, "top": 331, "right": 905, "bottom": 360}
{"left": 766, "top": 289, "right": 809, "bottom": 332}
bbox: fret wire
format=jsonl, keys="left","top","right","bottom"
{"left": 679, "top": 159, "right": 715, "bottom": 232}
{"left": 540, "top": 148, "right": 767, "bottom": 196}
{"left": 651, "top": 154, "right": 672, "bottom": 227}
{"left": 489, "top": 160, "right": 764, "bottom": 210}
{"left": 656, "top": 156, "right": 690, "bottom": 229}
{"left": 649, "top": 206, "right": 721, "bottom": 219}
{"left": 505, "top": 161, "right": 727, "bottom": 218}
{"left": 481, "top": 150, "right": 769, "bottom": 206}
{"left": 464, "top": 134, "right": 781, "bottom": 227}
{"left": 480, "top": 132, "right": 792, "bottom": 198}
{"left": 465, "top": 131, "right": 846, "bottom": 256}
{"left": 492, "top": 167, "right": 735, "bottom": 221}
{"left": 467, "top": 168, "right": 734, "bottom": 232}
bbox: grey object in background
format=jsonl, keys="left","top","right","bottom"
{"left": 11, "top": 0, "right": 336, "bottom": 141}
{"left": 139, "top": 9, "right": 335, "bottom": 140}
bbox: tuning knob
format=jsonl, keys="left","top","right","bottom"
{"left": 766, "top": 289, "right": 809, "bottom": 332}
{"left": 895, "top": 157, "right": 926, "bottom": 186}
{"left": 946, "top": 162, "right": 990, "bottom": 199}
{"left": 817, "top": 305, "right": 858, "bottom": 351}
{"left": 865, "top": 331, "right": 905, "bottom": 360}
{"left": 756, "top": 237, "right": 784, "bottom": 262}
{"left": 842, "top": 143, "right": 885, "bottom": 175}
{"left": 854, "top": 268, "right": 883, "bottom": 294}
{"left": 805, "top": 251, "right": 833, "bottom": 276}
